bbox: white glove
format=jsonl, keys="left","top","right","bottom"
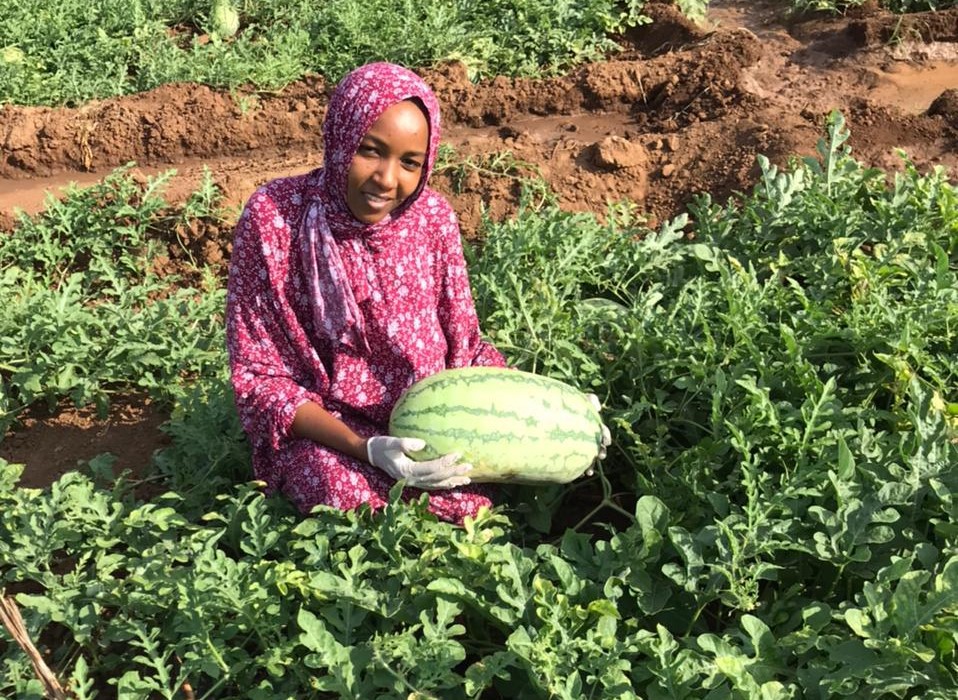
{"left": 366, "top": 436, "right": 472, "bottom": 490}
{"left": 587, "top": 393, "right": 612, "bottom": 463}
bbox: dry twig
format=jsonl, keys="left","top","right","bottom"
{"left": 0, "top": 594, "right": 68, "bottom": 700}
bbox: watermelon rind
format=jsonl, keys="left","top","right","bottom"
{"left": 388, "top": 367, "right": 604, "bottom": 484}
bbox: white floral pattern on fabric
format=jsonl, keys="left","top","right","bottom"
{"left": 225, "top": 62, "right": 506, "bottom": 524}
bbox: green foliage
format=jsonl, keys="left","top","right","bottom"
{"left": 0, "top": 165, "right": 226, "bottom": 431}
{"left": 789, "top": 0, "right": 956, "bottom": 14}
{"left": 435, "top": 144, "right": 551, "bottom": 204}
{"left": 151, "top": 375, "right": 251, "bottom": 515}
{"left": 0, "top": 0, "right": 653, "bottom": 105}
{"left": 468, "top": 109, "right": 958, "bottom": 694}
{"left": 2, "top": 113, "right": 957, "bottom": 697}
{"left": 0, "top": 467, "right": 667, "bottom": 698}
{"left": 673, "top": 0, "right": 710, "bottom": 22}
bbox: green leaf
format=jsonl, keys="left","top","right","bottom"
{"left": 298, "top": 608, "right": 339, "bottom": 656}
{"left": 836, "top": 436, "right": 855, "bottom": 480}
{"left": 464, "top": 651, "right": 517, "bottom": 696}
{"left": 891, "top": 556, "right": 958, "bottom": 639}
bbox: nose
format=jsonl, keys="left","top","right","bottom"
{"left": 371, "top": 157, "right": 399, "bottom": 190}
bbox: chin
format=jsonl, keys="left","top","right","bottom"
{"left": 357, "top": 211, "right": 389, "bottom": 224}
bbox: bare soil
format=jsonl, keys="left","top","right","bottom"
{"left": 2, "top": 0, "right": 957, "bottom": 488}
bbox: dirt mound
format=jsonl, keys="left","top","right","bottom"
{"left": 848, "top": 5, "right": 958, "bottom": 46}
{"left": 0, "top": 3, "right": 954, "bottom": 243}
{"left": 929, "top": 88, "right": 958, "bottom": 126}
{"left": 622, "top": 0, "right": 709, "bottom": 56}
{"left": 0, "top": 78, "right": 330, "bottom": 178}
{"left": 2, "top": 1, "right": 958, "bottom": 485}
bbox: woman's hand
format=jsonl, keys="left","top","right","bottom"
{"left": 584, "top": 393, "right": 612, "bottom": 477}
{"left": 587, "top": 393, "right": 612, "bottom": 458}
{"left": 366, "top": 436, "right": 472, "bottom": 490}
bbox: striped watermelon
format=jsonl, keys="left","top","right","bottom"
{"left": 388, "top": 367, "right": 604, "bottom": 484}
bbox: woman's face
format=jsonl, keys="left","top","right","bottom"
{"left": 346, "top": 100, "right": 429, "bottom": 224}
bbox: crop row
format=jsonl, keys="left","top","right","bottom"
{"left": 1, "top": 113, "right": 956, "bottom": 697}
{"left": 2, "top": 1, "right": 955, "bottom": 107}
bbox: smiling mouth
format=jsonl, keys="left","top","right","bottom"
{"left": 363, "top": 192, "right": 392, "bottom": 207}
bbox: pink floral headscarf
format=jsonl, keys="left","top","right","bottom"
{"left": 303, "top": 62, "right": 443, "bottom": 352}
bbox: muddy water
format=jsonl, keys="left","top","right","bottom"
{"left": 708, "top": 0, "right": 958, "bottom": 117}
{"left": 0, "top": 151, "right": 320, "bottom": 220}
{"left": 0, "top": 171, "right": 104, "bottom": 216}
{"left": 871, "top": 60, "right": 958, "bottom": 114}
{"left": 706, "top": 0, "right": 790, "bottom": 36}
{"left": 489, "top": 113, "right": 631, "bottom": 144}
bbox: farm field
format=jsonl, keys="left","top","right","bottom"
{"left": 1, "top": 0, "right": 957, "bottom": 486}
{"left": 1, "top": 0, "right": 957, "bottom": 698}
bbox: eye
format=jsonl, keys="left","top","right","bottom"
{"left": 402, "top": 157, "right": 423, "bottom": 171}
{"left": 356, "top": 143, "right": 379, "bottom": 157}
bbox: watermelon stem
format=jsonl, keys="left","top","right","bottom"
{"left": 568, "top": 463, "right": 635, "bottom": 532}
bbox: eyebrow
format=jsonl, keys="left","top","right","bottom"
{"left": 361, "top": 134, "right": 427, "bottom": 158}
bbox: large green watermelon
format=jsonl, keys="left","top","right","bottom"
{"left": 388, "top": 367, "right": 604, "bottom": 484}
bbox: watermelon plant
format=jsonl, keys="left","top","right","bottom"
{"left": 0, "top": 0, "right": 659, "bottom": 105}
{"left": 790, "top": 0, "right": 956, "bottom": 13}
{"left": 0, "top": 167, "right": 226, "bottom": 432}
{"left": 1, "top": 113, "right": 956, "bottom": 698}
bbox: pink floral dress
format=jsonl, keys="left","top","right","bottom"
{"left": 225, "top": 63, "right": 506, "bottom": 523}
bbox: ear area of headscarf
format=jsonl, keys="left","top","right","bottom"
{"left": 401, "top": 95, "right": 435, "bottom": 202}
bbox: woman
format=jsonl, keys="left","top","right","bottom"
{"left": 226, "top": 62, "right": 506, "bottom": 524}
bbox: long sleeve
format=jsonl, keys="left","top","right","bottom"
{"left": 225, "top": 184, "right": 328, "bottom": 452}
{"left": 434, "top": 202, "right": 507, "bottom": 369}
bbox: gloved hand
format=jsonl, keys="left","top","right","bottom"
{"left": 587, "top": 393, "right": 612, "bottom": 459}
{"left": 585, "top": 394, "right": 612, "bottom": 477}
{"left": 366, "top": 436, "right": 472, "bottom": 490}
